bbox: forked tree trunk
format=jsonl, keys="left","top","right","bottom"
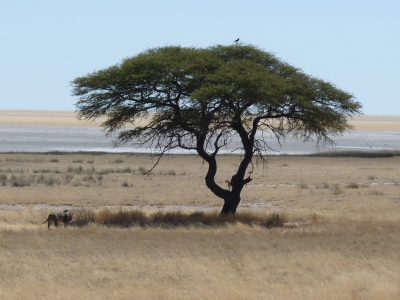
{"left": 198, "top": 131, "right": 254, "bottom": 215}
{"left": 201, "top": 151, "right": 253, "bottom": 215}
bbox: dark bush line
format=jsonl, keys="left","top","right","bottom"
{"left": 73, "top": 209, "right": 288, "bottom": 229}
{"left": 311, "top": 150, "right": 400, "bottom": 158}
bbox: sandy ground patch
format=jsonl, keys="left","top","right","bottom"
{"left": 349, "top": 115, "right": 400, "bottom": 131}
{"left": 1, "top": 153, "right": 399, "bottom": 217}
{"left": 1, "top": 110, "right": 399, "bottom": 131}
{"left": 0, "top": 110, "right": 144, "bottom": 127}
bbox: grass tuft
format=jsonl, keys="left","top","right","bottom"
{"left": 0, "top": 174, "right": 7, "bottom": 186}
{"left": 298, "top": 183, "right": 309, "bottom": 189}
{"left": 332, "top": 184, "right": 344, "bottom": 195}
{"left": 369, "top": 189, "right": 384, "bottom": 196}
{"left": 95, "top": 208, "right": 148, "bottom": 227}
{"left": 157, "top": 170, "right": 176, "bottom": 175}
{"left": 67, "top": 165, "right": 84, "bottom": 174}
{"left": 137, "top": 166, "right": 148, "bottom": 175}
{"left": 73, "top": 208, "right": 96, "bottom": 226}
{"left": 10, "top": 175, "right": 31, "bottom": 187}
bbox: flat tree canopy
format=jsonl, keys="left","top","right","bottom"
{"left": 72, "top": 44, "right": 362, "bottom": 214}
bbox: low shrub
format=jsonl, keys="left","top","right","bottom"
{"left": 346, "top": 182, "right": 359, "bottom": 189}
{"left": 298, "top": 183, "right": 309, "bottom": 189}
{"left": 121, "top": 181, "right": 132, "bottom": 187}
{"left": 137, "top": 166, "right": 148, "bottom": 175}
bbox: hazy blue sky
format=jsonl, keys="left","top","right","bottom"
{"left": 1, "top": 0, "right": 399, "bottom": 114}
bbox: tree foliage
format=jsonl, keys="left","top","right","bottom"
{"left": 72, "top": 44, "right": 362, "bottom": 214}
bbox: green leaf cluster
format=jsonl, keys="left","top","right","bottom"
{"left": 72, "top": 44, "right": 361, "bottom": 152}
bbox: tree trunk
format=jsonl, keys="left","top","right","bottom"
{"left": 220, "top": 192, "right": 241, "bottom": 215}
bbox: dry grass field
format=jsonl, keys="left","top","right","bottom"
{"left": 0, "top": 152, "right": 400, "bottom": 299}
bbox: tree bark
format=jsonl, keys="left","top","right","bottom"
{"left": 220, "top": 174, "right": 253, "bottom": 214}
{"left": 220, "top": 192, "right": 241, "bottom": 215}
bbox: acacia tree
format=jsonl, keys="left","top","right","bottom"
{"left": 72, "top": 44, "right": 361, "bottom": 214}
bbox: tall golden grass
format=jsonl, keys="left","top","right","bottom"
{"left": 1, "top": 214, "right": 399, "bottom": 299}
{"left": 0, "top": 152, "right": 400, "bottom": 299}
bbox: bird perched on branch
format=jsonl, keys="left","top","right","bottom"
{"left": 234, "top": 38, "right": 239, "bottom": 43}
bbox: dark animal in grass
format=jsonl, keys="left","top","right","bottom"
{"left": 40, "top": 210, "right": 73, "bottom": 229}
